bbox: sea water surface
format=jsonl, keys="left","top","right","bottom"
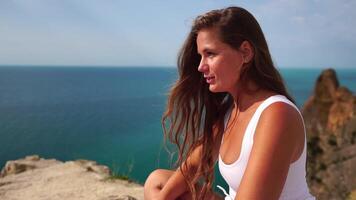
{"left": 0, "top": 66, "right": 355, "bottom": 188}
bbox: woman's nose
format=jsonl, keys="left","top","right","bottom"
{"left": 198, "top": 59, "right": 208, "bottom": 73}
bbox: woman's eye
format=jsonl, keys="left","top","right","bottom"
{"left": 206, "top": 52, "right": 215, "bottom": 57}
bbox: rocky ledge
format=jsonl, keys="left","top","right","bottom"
{"left": 0, "top": 155, "right": 143, "bottom": 200}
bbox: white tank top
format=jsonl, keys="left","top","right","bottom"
{"left": 217, "top": 95, "right": 315, "bottom": 200}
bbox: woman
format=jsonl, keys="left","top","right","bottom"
{"left": 144, "top": 6, "right": 315, "bottom": 200}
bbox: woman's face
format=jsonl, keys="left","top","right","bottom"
{"left": 197, "top": 28, "right": 245, "bottom": 94}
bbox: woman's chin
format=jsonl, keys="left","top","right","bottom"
{"left": 208, "top": 85, "right": 222, "bottom": 93}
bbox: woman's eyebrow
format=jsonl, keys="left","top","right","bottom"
{"left": 198, "top": 47, "right": 215, "bottom": 55}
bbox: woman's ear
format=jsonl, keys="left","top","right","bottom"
{"left": 239, "top": 40, "right": 254, "bottom": 63}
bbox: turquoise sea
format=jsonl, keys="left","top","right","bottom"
{"left": 0, "top": 66, "right": 355, "bottom": 188}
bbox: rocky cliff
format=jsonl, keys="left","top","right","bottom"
{"left": 302, "top": 68, "right": 356, "bottom": 200}
{"left": 0, "top": 155, "right": 143, "bottom": 200}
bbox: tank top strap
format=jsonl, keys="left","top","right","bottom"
{"left": 245, "top": 95, "right": 303, "bottom": 142}
{"left": 222, "top": 95, "right": 303, "bottom": 145}
{"left": 257, "top": 95, "right": 297, "bottom": 114}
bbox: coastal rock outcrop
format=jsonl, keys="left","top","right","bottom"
{"left": 302, "top": 68, "right": 356, "bottom": 200}
{"left": 0, "top": 155, "right": 143, "bottom": 200}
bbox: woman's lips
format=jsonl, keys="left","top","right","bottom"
{"left": 206, "top": 76, "right": 215, "bottom": 84}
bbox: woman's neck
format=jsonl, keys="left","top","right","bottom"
{"left": 230, "top": 81, "right": 275, "bottom": 113}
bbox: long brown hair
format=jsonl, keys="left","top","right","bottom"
{"left": 162, "top": 6, "right": 295, "bottom": 199}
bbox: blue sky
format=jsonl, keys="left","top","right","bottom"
{"left": 0, "top": 0, "right": 355, "bottom": 68}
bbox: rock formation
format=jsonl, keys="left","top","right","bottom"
{"left": 302, "top": 68, "right": 356, "bottom": 200}
{"left": 0, "top": 155, "right": 143, "bottom": 200}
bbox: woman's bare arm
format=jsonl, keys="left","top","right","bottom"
{"left": 159, "top": 145, "right": 203, "bottom": 200}
{"left": 235, "top": 102, "right": 303, "bottom": 200}
{"left": 160, "top": 126, "right": 221, "bottom": 200}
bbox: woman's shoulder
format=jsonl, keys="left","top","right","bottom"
{"left": 260, "top": 96, "right": 302, "bottom": 125}
{"left": 267, "top": 93, "right": 299, "bottom": 112}
{"left": 254, "top": 94, "right": 304, "bottom": 146}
